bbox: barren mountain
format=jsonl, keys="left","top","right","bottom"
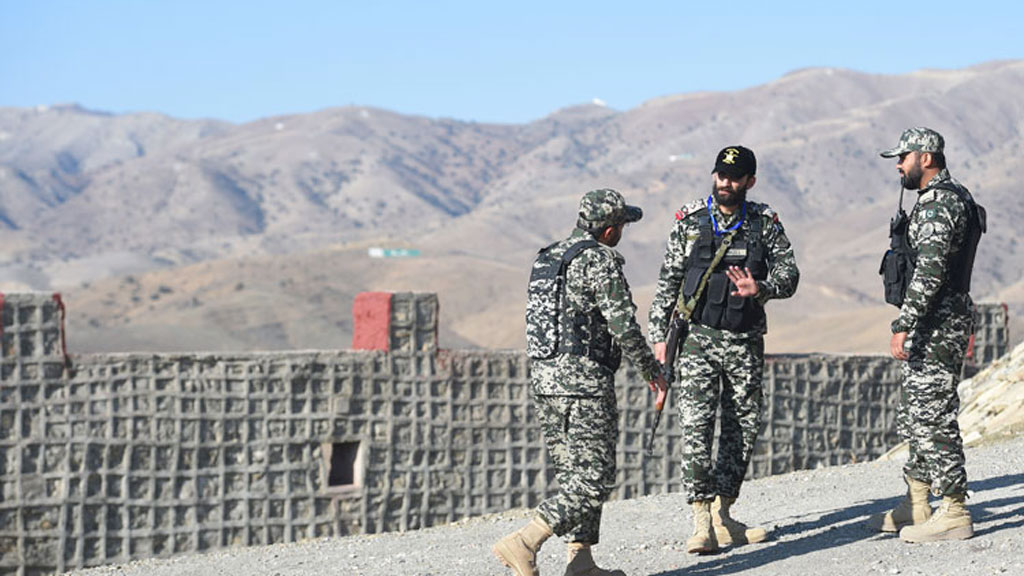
{"left": 1, "top": 61, "right": 1022, "bottom": 354}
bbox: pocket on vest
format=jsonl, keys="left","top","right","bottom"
{"left": 725, "top": 292, "right": 748, "bottom": 329}
{"left": 707, "top": 273, "right": 729, "bottom": 305}
{"left": 682, "top": 266, "right": 704, "bottom": 298}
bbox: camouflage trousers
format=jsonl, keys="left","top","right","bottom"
{"left": 534, "top": 394, "right": 618, "bottom": 544}
{"left": 676, "top": 326, "right": 764, "bottom": 504}
{"left": 896, "top": 308, "right": 973, "bottom": 496}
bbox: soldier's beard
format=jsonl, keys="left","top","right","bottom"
{"left": 900, "top": 162, "right": 924, "bottom": 190}
{"left": 711, "top": 182, "right": 748, "bottom": 208}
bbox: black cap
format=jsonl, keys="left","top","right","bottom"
{"left": 712, "top": 146, "right": 756, "bottom": 178}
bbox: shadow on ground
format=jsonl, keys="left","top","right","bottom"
{"left": 650, "top": 472, "right": 1024, "bottom": 576}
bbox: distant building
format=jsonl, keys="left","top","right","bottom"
{"left": 368, "top": 247, "right": 420, "bottom": 258}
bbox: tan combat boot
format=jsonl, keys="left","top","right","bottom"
{"left": 866, "top": 476, "right": 932, "bottom": 532}
{"left": 564, "top": 543, "right": 626, "bottom": 576}
{"left": 711, "top": 496, "right": 767, "bottom": 546}
{"left": 900, "top": 494, "right": 973, "bottom": 542}
{"left": 493, "top": 516, "right": 554, "bottom": 576}
{"left": 685, "top": 500, "right": 718, "bottom": 554}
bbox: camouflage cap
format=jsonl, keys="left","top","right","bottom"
{"left": 879, "top": 127, "right": 945, "bottom": 158}
{"left": 577, "top": 188, "right": 643, "bottom": 230}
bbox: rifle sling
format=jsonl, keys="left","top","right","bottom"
{"left": 675, "top": 227, "right": 741, "bottom": 321}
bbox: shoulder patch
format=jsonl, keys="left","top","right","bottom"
{"left": 675, "top": 199, "right": 705, "bottom": 221}
{"left": 918, "top": 222, "right": 936, "bottom": 239}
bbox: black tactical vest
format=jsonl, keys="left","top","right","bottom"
{"left": 879, "top": 182, "right": 985, "bottom": 308}
{"left": 525, "top": 238, "right": 622, "bottom": 372}
{"left": 682, "top": 206, "right": 768, "bottom": 332}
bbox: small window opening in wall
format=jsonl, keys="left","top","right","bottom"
{"left": 328, "top": 441, "right": 362, "bottom": 487}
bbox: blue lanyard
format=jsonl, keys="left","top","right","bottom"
{"left": 706, "top": 195, "right": 745, "bottom": 236}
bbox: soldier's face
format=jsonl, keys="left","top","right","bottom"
{"left": 898, "top": 152, "right": 924, "bottom": 189}
{"left": 711, "top": 172, "right": 753, "bottom": 207}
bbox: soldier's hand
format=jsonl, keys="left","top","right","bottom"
{"left": 726, "top": 266, "right": 759, "bottom": 297}
{"left": 649, "top": 373, "right": 668, "bottom": 394}
{"left": 891, "top": 331, "right": 909, "bottom": 361}
{"left": 653, "top": 341, "right": 667, "bottom": 364}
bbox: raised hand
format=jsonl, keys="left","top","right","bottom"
{"left": 726, "top": 266, "right": 759, "bottom": 297}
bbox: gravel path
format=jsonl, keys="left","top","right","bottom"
{"left": 71, "top": 434, "right": 1024, "bottom": 576}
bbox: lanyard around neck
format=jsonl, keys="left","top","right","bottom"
{"left": 706, "top": 195, "right": 745, "bottom": 236}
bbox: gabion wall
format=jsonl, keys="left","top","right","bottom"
{"left": 0, "top": 293, "right": 1006, "bottom": 574}
{"left": 969, "top": 302, "right": 1010, "bottom": 369}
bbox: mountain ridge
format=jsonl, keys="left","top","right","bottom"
{"left": 1, "top": 60, "right": 1022, "bottom": 353}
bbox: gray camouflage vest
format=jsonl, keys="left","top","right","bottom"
{"left": 525, "top": 238, "right": 622, "bottom": 371}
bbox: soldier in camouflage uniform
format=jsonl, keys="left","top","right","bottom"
{"left": 494, "top": 189, "right": 667, "bottom": 576}
{"left": 648, "top": 146, "right": 799, "bottom": 554}
{"left": 869, "top": 128, "right": 983, "bottom": 542}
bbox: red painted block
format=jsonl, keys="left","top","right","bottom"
{"left": 352, "top": 292, "right": 392, "bottom": 350}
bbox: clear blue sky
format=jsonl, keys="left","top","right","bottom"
{"left": 2, "top": 0, "right": 1021, "bottom": 124}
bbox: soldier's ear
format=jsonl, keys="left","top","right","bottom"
{"left": 746, "top": 175, "right": 757, "bottom": 190}
{"left": 920, "top": 152, "right": 935, "bottom": 168}
{"left": 596, "top": 225, "right": 620, "bottom": 246}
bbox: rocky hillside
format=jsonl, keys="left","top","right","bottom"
{"left": 959, "top": 340, "right": 1024, "bottom": 445}
{"left": 2, "top": 61, "right": 1023, "bottom": 353}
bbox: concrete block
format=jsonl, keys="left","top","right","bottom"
{"left": 352, "top": 292, "right": 392, "bottom": 350}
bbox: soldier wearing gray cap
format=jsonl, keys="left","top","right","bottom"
{"left": 870, "top": 127, "right": 986, "bottom": 542}
{"left": 495, "top": 189, "right": 666, "bottom": 576}
{"left": 879, "top": 126, "right": 946, "bottom": 160}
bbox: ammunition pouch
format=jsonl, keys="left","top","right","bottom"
{"left": 558, "top": 311, "right": 622, "bottom": 372}
{"left": 880, "top": 208, "right": 914, "bottom": 308}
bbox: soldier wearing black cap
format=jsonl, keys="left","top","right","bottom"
{"left": 648, "top": 146, "right": 800, "bottom": 554}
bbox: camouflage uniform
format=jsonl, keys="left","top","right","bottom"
{"left": 881, "top": 129, "right": 980, "bottom": 497}
{"left": 649, "top": 193, "right": 799, "bottom": 504}
{"left": 530, "top": 189, "right": 660, "bottom": 544}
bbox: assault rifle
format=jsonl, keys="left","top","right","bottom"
{"left": 645, "top": 310, "right": 686, "bottom": 455}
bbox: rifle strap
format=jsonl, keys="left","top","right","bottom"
{"left": 675, "top": 227, "right": 741, "bottom": 321}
